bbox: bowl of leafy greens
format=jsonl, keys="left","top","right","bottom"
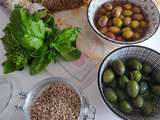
{"left": 1, "top": 6, "right": 81, "bottom": 75}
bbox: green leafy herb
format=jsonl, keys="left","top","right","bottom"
{"left": 1, "top": 6, "right": 81, "bottom": 75}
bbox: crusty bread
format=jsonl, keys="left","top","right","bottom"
{"left": 41, "top": 0, "right": 85, "bottom": 13}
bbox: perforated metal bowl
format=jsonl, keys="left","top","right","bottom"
{"left": 98, "top": 46, "right": 160, "bottom": 120}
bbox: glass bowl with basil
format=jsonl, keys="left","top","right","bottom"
{"left": 98, "top": 46, "right": 160, "bottom": 120}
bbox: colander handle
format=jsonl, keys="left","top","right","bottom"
{"left": 15, "top": 92, "right": 28, "bottom": 111}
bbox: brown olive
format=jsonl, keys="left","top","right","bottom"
{"left": 123, "top": 4, "right": 132, "bottom": 10}
{"left": 99, "top": 27, "right": 108, "bottom": 34}
{"left": 131, "top": 20, "right": 140, "bottom": 29}
{"left": 113, "top": 17, "right": 123, "bottom": 27}
{"left": 132, "top": 14, "right": 144, "bottom": 21}
{"left": 119, "top": 15, "right": 125, "bottom": 20}
{"left": 123, "top": 17, "right": 131, "bottom": 26}
{"left": 109, "top": 26, "right": 121, "bottom": 34}
{"left": 132, "top": 6, "right": 141, "bottom": 13}
{"left": 133, "top": 32, "right": 141, "bottom": 40}
{"left": 107, "top": 20, "right": 113, "bottom": 27}
{"left": 106, "top": 12, "right": 112, "bottom": 18}
{"left": 104, "top": 3, "right": 113, "bottom": 11}
{"left": 98, "top": 8, "right": 106, "bottom": 15}
{"left": 98, "top": 16, "right": 108, "bottom": 27}
{"left": 122, "top": 27, "right": 131, "bottom": 32}
{"left": 112, "top": 6, "right": 123, "bottom": 17}
{"left": 136, "top": 28, "right": 144, "bottom": 35}
{"left": 140, "top": 21, "right": 148, "bottom": 28}
{"left": 122, "top": 10, "right": 133, "bottom": 17}
{"left": 122, "top": 29, "right": 134, "bottom": 39}
{"left": 105, "top": 32, "right": 116, "bottom": 39}
{"left": 116, "top": 36, "right": 124, "bottom": 41}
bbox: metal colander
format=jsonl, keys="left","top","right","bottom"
{"left": 98, "top": 45, "right": 160, "bottom": 120}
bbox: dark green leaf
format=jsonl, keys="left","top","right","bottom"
{"left": 30, "top": 52, "right": 51, "bottom": 75}
{"left": 49, "top": 27, "right": 81, "bottom": 61}
{"left": 8, "top": 6, "right": 45, "bottom": 50}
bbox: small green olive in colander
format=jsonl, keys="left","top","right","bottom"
{"left": 104, "top": 88, "right": 118, "bottom": 103}
{"left": 103, "top": 69, "right": 115, "bottom": 83}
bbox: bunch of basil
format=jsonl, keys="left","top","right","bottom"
{"left": 1, "top": 6, "right": 81, "bottom": 75}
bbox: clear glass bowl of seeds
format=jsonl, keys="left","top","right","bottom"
{"left": 15, "top": 77, "right": 96, "bottom": 120}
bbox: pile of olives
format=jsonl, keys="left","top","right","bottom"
{"left": 94, "top": 2, "right": 149, "bottom": 42}
{"left": 102, "top": 58, "right": 160, "bottom": 116}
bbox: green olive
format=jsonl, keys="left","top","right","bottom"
{"left": 115, "top": 89, "right": 126, "bottom": 100}
{"left": 142, "top": 101, "right": 154, "bottom": 116}
{"left": 123, "top": 17, "right": 131, "bottom": 26}
{"left": 131, "top": 20, "right": 140, "bottom": 29}
{"left": 139, "top": 81, "right": 148, "bottom": 94}
{"left": 119, "top": 15, "right": 125, "bottom": 20}
{"left": 128, "top": 58, "right": 142, "bottom": 71}
{"left": 105, "top": 32, "right": 116, "bottom": 39}
{"left": 119, "top": 75, "right": 129, "bottom": 88}
{"left": 132, "top": 14, "right": 144, "bottom": 21}
{"left": 142, "top": 92, "right": 155, "bottom": 102}
{"left": 142, "top": 63, "right": 152, "bottom": 75}
{"left": 133, "top": 95, "right": 143, "bottom": 108}
{"left": 127, "top": 80, "right": 139, "bottom": 98}
{"left": 122, "top": 29, "right": 134, "bottom": 39}
{"left": 98, "top": 16, "right": 108, "bottom": 27}
{"left": 99, "top": 27, "right": 108, "bottom": 34}
{"left": 103, "top": 69, "right": 115, "bottom": 83}
{"left": 122, "top": 10, "right": 133, "bottom": 17}
{"left": 112, "top": 60, "right": 125, "bottom": 75}
{"left": 152, "top": 85, "right": 160, "bottom": 96}
{"left": 132, "top": 6, "right": 141, "bottom": 13}
{"left": 140, "top": 21, "right": 148, "bottom": 28}
{"left": 122, "top": 27, "right": 131, "bottom": 32}
{"left": 104, "top": 88, "right": 118, "bottom": 103}
{"left": 119, "top": 100, "right": 133, "bottom": 114}
{"left": 112, "top": 6, "right": 123, "bottom": 17}
{"left": 104, "top": 3, "right": 113, "bottom": 11}
{"left": 123, "top": 4, "right": 132, "bottom": 10}
{"left": 152, "top": 71, "right": 160, "bottom": 83}
{"left": 133, "top": 32, "right": 141, "bottom": 40}
{"left": 130, "top": 70, "right": 142, "bottom": 82}
{"left": 113, "top": 17, "right": 123, "bottom": 27}
{"left": 107, "top": 79, "right": 117, "bottom": 88}
{"left": 109, "top": 26, "right": 120, "bottom": 34}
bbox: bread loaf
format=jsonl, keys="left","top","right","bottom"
{"left": 41, "top": 0, "right": 85, "bottom": 13}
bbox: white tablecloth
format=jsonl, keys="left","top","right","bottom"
{"left": 0, "top": 1, "right": 160, "bottom": 119}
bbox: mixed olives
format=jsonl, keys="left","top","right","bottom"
{"left": 102, "top": 58, "right": 160, "bottom": 116}
{"left": 94, "top": 2, "right": 149, "bottom": 42}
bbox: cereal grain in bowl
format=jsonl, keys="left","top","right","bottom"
{"left": 31, "top": 83, "right": 81, "bottom": 120}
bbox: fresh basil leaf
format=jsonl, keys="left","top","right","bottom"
{"left": 32, "top": 10, "right": 47, "bottom": 21}
{"left": 8, "top": 6, "right": 45, "bottom": 50}
{"left": 3, "top": 50, "right": 27, "bottom": 74}
{"left": 50, "top": 27, "right": 81, "bottom": 61}
{"left": 30, "top": 52, "right": 51, "bottom": 75}
{"left": 3, "top": 60, "right": 18, "bottom": 74}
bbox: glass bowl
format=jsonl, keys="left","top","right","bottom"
{"left": 19, "top": 77, "right": 96, "bottom": 120}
